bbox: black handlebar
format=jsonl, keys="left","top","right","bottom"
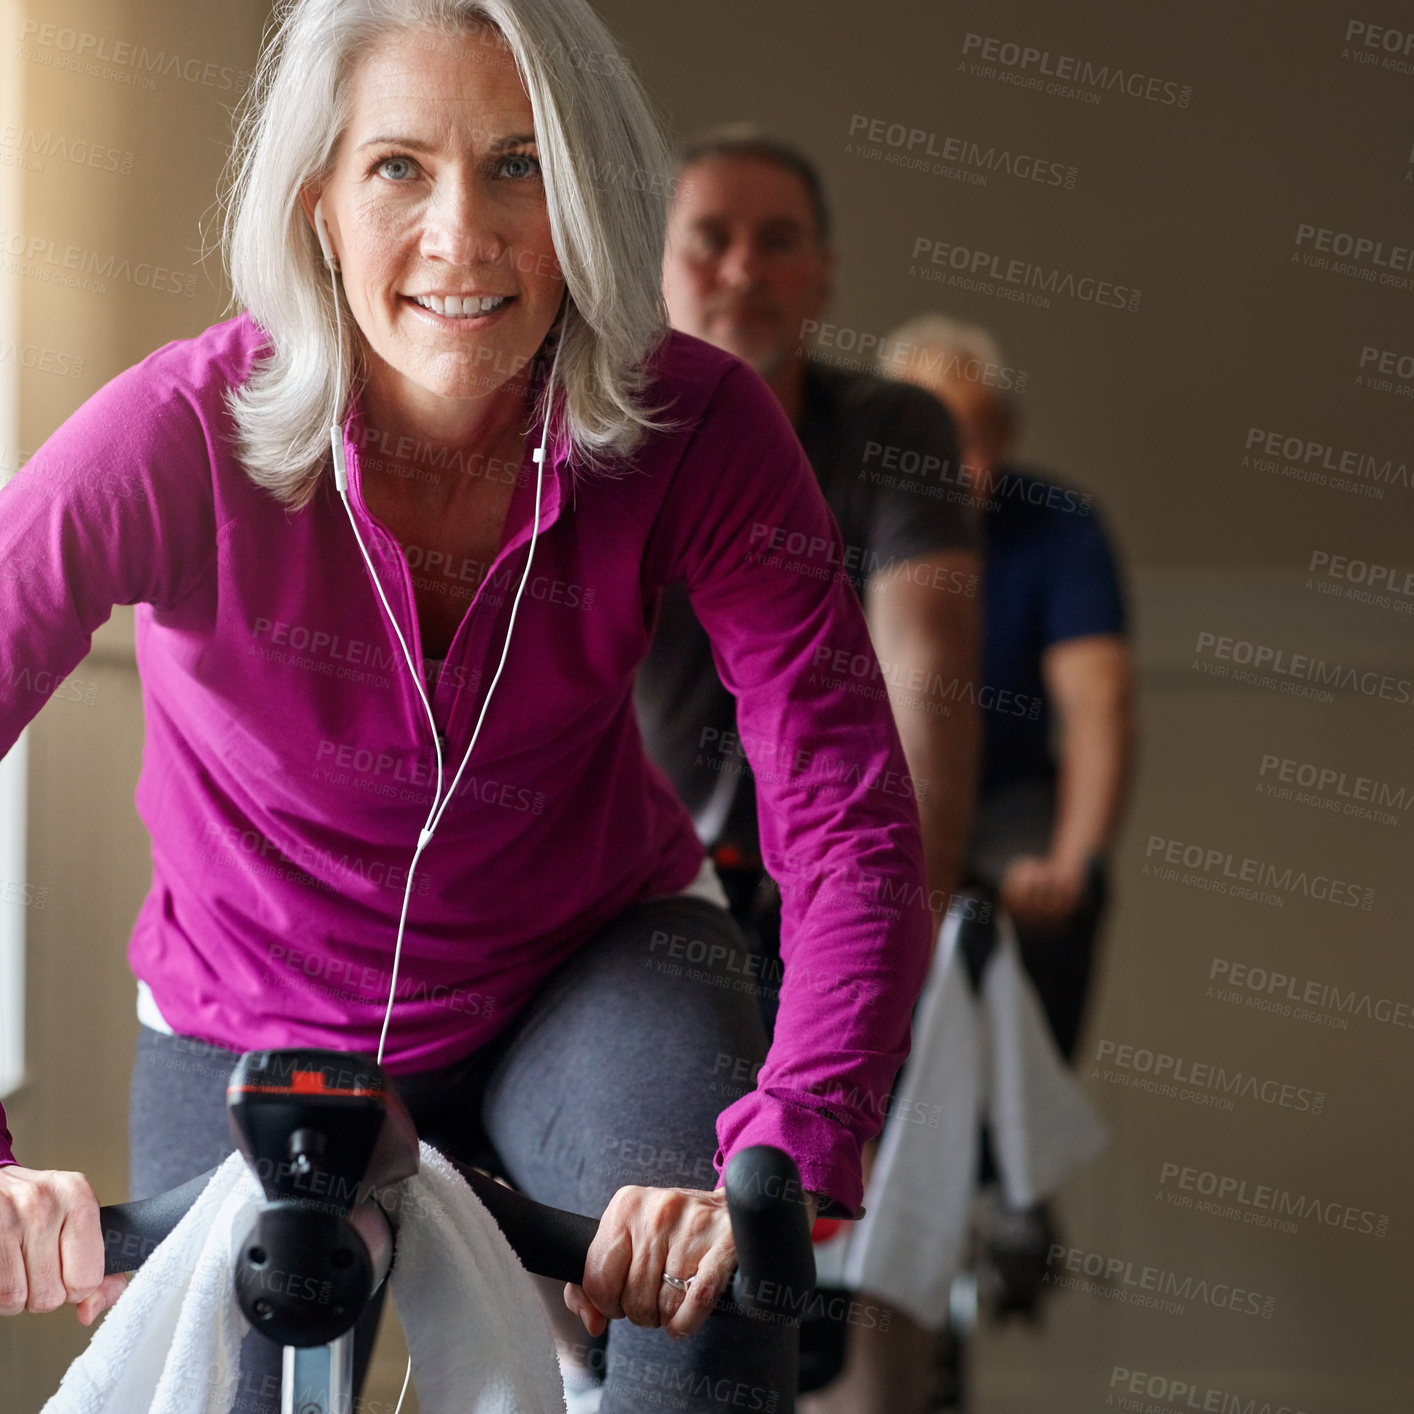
{"left": 449, "top": 1146, "right": 817, "bottom": 1324}
{"left": 100, "top": 1145, "right": 815, "bottom": 1318}
{"left": 724, "top": 1147, "right": 816, "bottom": 1322}
{"left": 446, "top": 1159, "right": 600, "bottom": 1285}
{"left": 99, "top": 1159, "right": 606, "bottom": 1285}
{"left": 100, "top": 1166, "right": 221, "bottom": 1276}
{"left": 96, "top": 1046, "right": 816, "bottom": 1334}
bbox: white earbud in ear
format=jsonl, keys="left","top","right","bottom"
{"left": 313, "top": 197, "right": 336, "bottom": 268}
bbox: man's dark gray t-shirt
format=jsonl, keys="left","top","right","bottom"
{"left": 634, "top": 358, "right": 978, "bottom": 862}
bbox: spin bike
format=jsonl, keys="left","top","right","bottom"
{"left": 95, "top": 1046, "right": 817, "bottom": 1414}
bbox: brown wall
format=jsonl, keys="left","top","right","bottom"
{"left": 2, "top": 1, "right": 1411, "bottom": 1411}
{"left": 598, "top": 0, "right": 1413, "bottom": 571}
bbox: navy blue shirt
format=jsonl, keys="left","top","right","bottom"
{"left": 980, "top": 466, "right": 1126, "bottom": 799}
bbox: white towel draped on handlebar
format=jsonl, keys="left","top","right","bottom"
{"left": 813, "top": 907, "right": 1110, "bottom": 1330}
{"left": 42, "top": 1142, "right": 566, "bottom": 1414}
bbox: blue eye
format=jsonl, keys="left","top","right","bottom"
{"left": 376, "top": 156, "right": 416, "bottom": 181}
{"left": 499, "top": 152, "right": 541, "bottom": 180}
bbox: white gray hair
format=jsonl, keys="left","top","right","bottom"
{"left": 222, "top": 0, "right": 673, "bottom": 508}
{"left": 878, "top": 312, "right": 1016, "bottom": 433}
{"left": 879, "top": 313, "right": 1008, "bottom": 378}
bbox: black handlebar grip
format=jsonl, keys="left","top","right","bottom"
{"left": 448, "top": 1159, "right": 599, "bottom": 1285}
{"left": 94, "top": 1144, "right": 818, "bottom": 1322}
{"left": 725, "top": 1146, "right": 816, "bottom": 1322}
{"left": 98, "top": 1166, "right": 219, "bottom": 1276}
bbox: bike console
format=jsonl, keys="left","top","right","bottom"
{"left": 226, "top": 1048, "right": 419, "bottom": 1347}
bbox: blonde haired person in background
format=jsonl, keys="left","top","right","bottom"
{"left": 882, "top": 314, "right": 1133, "bottom": 1015}
{"left": 883, "top": 314, "right": 1135, "bottom": 1347}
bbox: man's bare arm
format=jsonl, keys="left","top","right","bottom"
{"left": 1045, "top": 633, "right": 1134, "bottom": 869}
{"left": 864, "top": 549, "right": 982, "bottom": 939}
{"left": 1001, "top": 633, "right": 1134, "bottom": 931}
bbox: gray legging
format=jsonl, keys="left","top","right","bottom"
{"left": 129, "top": 895, "right": 797, "bottom": 1414}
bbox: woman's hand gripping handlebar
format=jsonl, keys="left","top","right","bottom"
{"left": 0, "top": 1165, "right": 128, "bottom": 1325}
{"left": 552, "top": 1147, "right": 818, "bottom": 1340}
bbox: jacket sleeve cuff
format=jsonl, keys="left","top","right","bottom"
{"left": 713, "top": 1088, "right": 865, "bottom": 1219}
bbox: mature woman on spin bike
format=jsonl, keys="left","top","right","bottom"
{"left": 0, "top": 1, "right": 934, "bottom": 1409}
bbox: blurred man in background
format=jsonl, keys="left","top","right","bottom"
{"left": 633, "top": 130, "right": 982, "bottom": 1413}
{"left": 639, "top": 129, "right": 981, "bottom": 954}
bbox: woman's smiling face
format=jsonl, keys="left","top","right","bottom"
{"left": 303, "top": 24, "right": 566, "bottom": 416}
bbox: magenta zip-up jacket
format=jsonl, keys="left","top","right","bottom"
{"left": 0, "top": 314, "right": 931, "bottom": 1213}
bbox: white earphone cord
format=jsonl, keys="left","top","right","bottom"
{"left": 320, "top": 240, "right": 562, "bottom": 1067}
